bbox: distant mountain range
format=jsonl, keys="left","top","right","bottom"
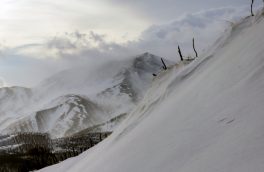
{"left": 0, "top": 52, "right": 173, "bottom": 138}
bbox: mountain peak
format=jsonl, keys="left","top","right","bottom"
{"left": 0, "top": 52, "right": 171, "bottom": 138}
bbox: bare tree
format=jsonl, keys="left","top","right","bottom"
{"left": 178, "top": 45, "right": 183, "bottom": 61}
{"left": 161, "top": 58, "right": 167, "bottom": 70}
{"left": 192, "top": 38, "right": 198, "bottom": 58}
{"left": 251, "top": 0, "right": 254, "bottom": 16}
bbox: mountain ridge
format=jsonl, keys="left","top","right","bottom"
{"left": 0, "top": 52, "right": 173, "bottom": 138}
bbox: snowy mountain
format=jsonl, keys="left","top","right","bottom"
{"left": 3, "top": 95, "right": 107, "bottom": 137}
{"left": 39, "top": 9, "right": 264, "bottom": 172}
{"left": 0, "top": 52, "right": 171, "bottom": 138}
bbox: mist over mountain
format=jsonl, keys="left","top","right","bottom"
{"left": 0, "top": 52, "right": 173, "bottom": 138}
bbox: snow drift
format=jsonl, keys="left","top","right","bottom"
{"left": 40, "top": 9, "right": 264, "bottom": 172}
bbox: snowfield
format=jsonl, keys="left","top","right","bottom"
{"left": 39, "top": 9, "right": 264, "bottom": 172}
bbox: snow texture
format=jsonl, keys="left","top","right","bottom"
{"left": 39, "top": 9, "right": 264, "bottom": 172}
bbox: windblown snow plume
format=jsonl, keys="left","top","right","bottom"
{"left": 0, "top": 53, "right": 172, "bottom": 138}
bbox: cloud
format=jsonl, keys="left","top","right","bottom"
{"left": 89, "top": 31, "right": 106, "bottom": 43}
{"left": 42, "top": 31, "right": 136, "bottom": 62}
{"left": 105, "top": 0, "right": 253, "bottom": 22}
{"left": 0, "top": 6, "right": 254, "bottom": 87}
{"left": 127, "top": 6, "right": 249, "bottom": 59}
{"left": 0, "top": 0, "right": 149, "bottom": 46}
{"left": 0, "top": 31, "right": 138, "bottom": 87}
{"left": 0, "top": 77, "right": 7, "bottom": 88}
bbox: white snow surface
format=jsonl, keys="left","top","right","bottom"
{"left": 40, "top": 10, "right": 264, "bottom": 172}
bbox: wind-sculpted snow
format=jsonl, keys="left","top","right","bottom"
{"left": 40, "top": 9, "right": 264, "bottom": 172}
{"left": 0, "top": 53, "right": 170, "bottom": 138}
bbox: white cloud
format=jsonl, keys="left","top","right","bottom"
{"left": 0, "top": 77, "right": 7, "bottom": 87}
{"left": 105, "top": 0, "right": 255, "bottom": 22}
{"left": 0, "top": 6, "right": 257, "bottom": 87}
{"left": 128, "top": 6, "right": 250, "bottom": 60}
{"left": 0, "top": 0, "right": 150, "bottom": 46}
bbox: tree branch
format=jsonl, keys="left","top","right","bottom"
{"left": 193, "top": 38, "right": 198, "bottom": 58}
{"left": 161, "top": 58, "right": 167, "bottom": 70}
{"left": 178, "top": 45, "right": 183, "bottom": 61}
{"left": 251, "top": 0, "right": 254, "bottom": 16}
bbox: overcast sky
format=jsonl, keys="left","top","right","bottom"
{"left": 0, "top": 0, "right": 255, "bottom": 45}
{"left": 0, "top": 0, "right": 262, "bottom": 87}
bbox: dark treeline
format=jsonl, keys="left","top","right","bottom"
{"left": 0, "top": 132, "right": 111, "bottom": 172}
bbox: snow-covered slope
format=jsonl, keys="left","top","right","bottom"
{"left": 3, "top": 95, "right": 107, "bottom": 137}
{"left": 0, "top": 53, "right": 170, "bottom": 138}
{"left": 40, "top": 10, "right": 264, "bottom": 172}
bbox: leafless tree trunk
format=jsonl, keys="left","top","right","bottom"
{"left": 251, "top": 0, "right": 254, "bottom": 16}
{"left": 161, "top": 58, "right": 167, "bottom": 70}
{"left": 178, "top": 45, "right": 183, "bottom": 61}
{"left": 193, "top": 38, "right": 198, "bottom": 58}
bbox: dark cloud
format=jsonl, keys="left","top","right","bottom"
{"left": 89, "top": 31, "right": 106, "bottom": 43}
{"left": 47, "top": 37, "right": 76, "bottom": 50}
